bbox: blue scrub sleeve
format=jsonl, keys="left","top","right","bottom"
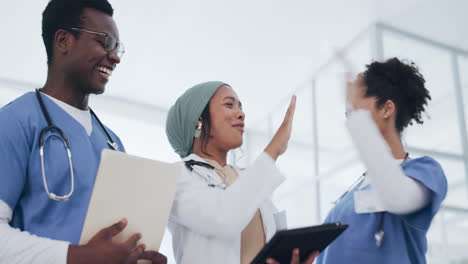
{"left": 0, "top": 109, "right": 30, "bottom": 209}
{"left": 401, "top": 157, "right": 448, "bottom": 230}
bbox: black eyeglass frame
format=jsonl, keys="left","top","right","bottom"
{"left": 69, "top": 27, "right": 125, "bottom": 58}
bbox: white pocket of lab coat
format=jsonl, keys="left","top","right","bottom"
{"left": 274, "top": 210, "right": 287, "bottom": 230}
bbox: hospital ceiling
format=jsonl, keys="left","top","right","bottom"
{"left": 1, "top": 0, "right": 467, "bottom": 122}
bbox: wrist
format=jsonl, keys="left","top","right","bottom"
{"left": 264, "top": 144, "right": 279, "bottom": 161}
{"left": 67, "top": 245, "right": 90, "bottom": 264}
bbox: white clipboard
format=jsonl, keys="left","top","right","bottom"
{"left": 80, "top": 149, "right": 179, "bottom": 260}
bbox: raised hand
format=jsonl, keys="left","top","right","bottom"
{"left": 264, "top": 95, "right": 296, "bottom": 160}
{"left": 335, "top": 49, "right": 359, "bottom": 114}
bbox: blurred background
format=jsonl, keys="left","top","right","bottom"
{"left": 1, "top": 0, "right": 467, "bottom": 263}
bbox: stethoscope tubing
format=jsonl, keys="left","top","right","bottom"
{"left": 184, "top": 160, "right": 227, "bottom": 189}
{"left": 35, "top": 89, "right": 118, "bottom": 201}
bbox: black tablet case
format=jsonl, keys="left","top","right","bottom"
{"left": 251, "top": 222, "right": 348, "bottom": 264}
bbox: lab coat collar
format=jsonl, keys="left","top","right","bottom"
{"left": 183, "top": 153, "right": 205, "bottom": 162}
{"left": 182, "top": 153, "right": 227, "bottom": 188}
{"left": 181, "top": 153, "right": 281, "bottom": 242}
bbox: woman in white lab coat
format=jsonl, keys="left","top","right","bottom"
{"left": 165, "top": 81, "right": 318, "bottom": 264}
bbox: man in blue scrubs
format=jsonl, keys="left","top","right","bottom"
{"left": 0, "top": 0, "right": 166, "bottom": 263}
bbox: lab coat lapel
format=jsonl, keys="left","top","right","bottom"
{"left": 182, "top": 154, "right": 225, "bottom": 188}
{"left": 183, "top": 154, "right": 282, "bottom": 242}
{"left": 230, "top": 164, "right": 280, "bottom": 243}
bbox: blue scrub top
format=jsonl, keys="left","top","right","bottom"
{"left": 0, "top": 92, "right": 125, "bottom": 244}
{"left": 316, "top": 157, "right": 447, "bottom": 264}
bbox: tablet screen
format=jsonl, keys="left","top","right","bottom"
{"left": 251, "top": 222, "right": 348, "bottom": 264}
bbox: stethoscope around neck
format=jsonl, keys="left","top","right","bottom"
{"left": 184, "top": 159, "right": 228, "bottom": 189}
{"left": 332, "top": 152, "right": 410, "bottom": 248}
{"left": 35, "top": 89, "right": 119, "bottom": 201}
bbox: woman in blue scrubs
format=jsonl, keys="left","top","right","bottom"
{"left": 316, "top": 58, "right": 448, "bottom": 264}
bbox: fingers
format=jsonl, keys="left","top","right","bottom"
{"left": 283, "top": 95, "right": 297, "bottom": 126}
{"left": 95, "top": 218, "right": 127, "bottom": 241}
{"left": 127, "top": 244, "right": 146, "bottom": 264}
{"left": 265, "top": 249, "right": 313, "bottom": 264}
{"left": 264, "top": 95, "right": 297, "bottom": 160}
{"left": 122, "top": 232, "right": 142, "bottom": 251}
{"left": 288, "top": 95, "right": 297, "bottom": 126}
{"left": 345, "top": 81, "right": 358, "bottom": 112}
{"left": 303, "top": 251, "right": 320, "bottom": 264}
{"left": 139, "top": 250, "right": 168, "bottom": 264}
{"left": 266, "top": 258, "right": 280, "bottom": 264}
{"left": 335, "top": 48, "right": 356, "bottom": 79}
{"left": 335, "top": 49, "right": 358, "bottom": 112}
{"left": 290, "top": 248, "right": 300, "bottom": 264}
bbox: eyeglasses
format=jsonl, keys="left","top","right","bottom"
{"left": 70, "top": 27, "right": 125, "bottom": 59}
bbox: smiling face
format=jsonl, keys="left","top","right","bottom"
{"left": 64, "top": 8, "right": 121, "bottom": 95}
{"left": 205, "top": 85, "right": 245, "bottom": 152}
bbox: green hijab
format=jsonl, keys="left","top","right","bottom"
{"left": 166, "top": 81, "right": 227, "bottom": 158}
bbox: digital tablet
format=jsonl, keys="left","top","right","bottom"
{"left": 251, "top": 222, "right": 348, "bottom": 264}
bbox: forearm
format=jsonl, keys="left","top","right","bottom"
{"left": 172, "top": 152, "right": 285, "bottom": 239}
{"left": 346, "top": 110, "right": 430, "bottom": 214}
{"left": 213, "top": 152, "right": 284, "bottom": 232}
{"left": 0, "top": 200, "right": 69, "bottom": 264}
{"left": 373, "top": 173, "right": 431, "bottom": 214}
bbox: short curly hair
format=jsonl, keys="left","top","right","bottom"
{"left": 362, "top": 57, "right": 431, "bottom": 133}
{"left": 42, "top": 0, "right": 114, "bottom": 65}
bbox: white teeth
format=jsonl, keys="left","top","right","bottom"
{"left": 97, "top": 66, "right": 112, "bottom": 76}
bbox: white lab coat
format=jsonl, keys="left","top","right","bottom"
{"left": 168, "top": 152, "right": 286, "bottom": 264}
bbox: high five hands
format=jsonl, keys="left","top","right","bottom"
{"left": 265, "top": 95, "right": 296, "bottom": 160}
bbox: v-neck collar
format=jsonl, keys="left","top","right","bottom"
{"left": 38, "top": 92, "right": 95, "bottom": 137}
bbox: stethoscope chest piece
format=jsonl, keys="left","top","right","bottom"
{"left": 107, "top": 141, "right": 119, "bottom": 151}
{"left": 375, "top": 229, "right": 385, "bottom": 248}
